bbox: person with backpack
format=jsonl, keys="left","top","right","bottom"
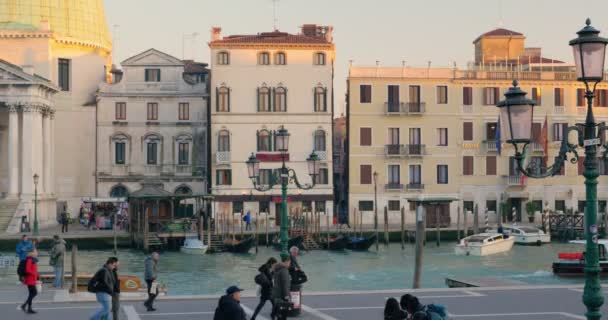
{"left": 271, "top": 256, "right": 291, "bottom": 320}
{"left": 400, "top": 294, "right": 448, "bottom": 320}
{"left": 19, "top": 248, "right": 39, "bottom": 314}
{"left": 213, "top": 285, "right": 247, "bottom": 320}
{"left": 244, "top": 211, "right": 252, "bottom": 231}
{"left": 89, "top": 257, "right": 118, "bottom": 320}
{"left": 251, "top": 257, "right": 277, "bottom": 320}
{"left": 384, "top": 297, "right": 407, "bottom": 320}
{"left": 16, "top": 234, "right": 33, "bottom": 261}
{"left": 49, "top": 235, "right": 66, "bottom": 288}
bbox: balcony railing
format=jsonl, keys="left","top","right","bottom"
{"left": 406, "top": 102, "right": 426, "bottom": 114}
{"left": 483, "top": 140, "right": 498, "bottom": 152}
{"left": 384, "top": 102, "right": 405, "bottom": 115}
{"left": 530, "top": 141, "right": 544, "bottom": 153}
{"left": 405, "top": 144, "right": 425, "bottom": 157}
{"left": 554, "top": 106, "right": 565, "bottom": 114}
{"left": 385, "top": 144, "right": 405, "bottom": 157}
{"left": 314, "top": 150, "right": 327, "bottom": 160}
{"left": 385, "top": 183, "right": 404, "bottom": 191}
{"left": 462, "top": 105, "right": 473, "bottom": 114}
{"left": 406, "top": 183, "right": 425, "bottom": 190}
{"left": 505, "top": 175, "right": 526, "bottom": 186}
{"left": 216, "top": 151, "right": 231, "bottom": 163}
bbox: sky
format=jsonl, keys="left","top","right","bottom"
{"left": 105, "top": 0, "right": 608, "bottom": 116}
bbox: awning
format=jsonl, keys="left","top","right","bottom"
{"left": 82, "top": 197, "right": 127, "bottom": 203}
{"left": 508, "top": 192, "right": 529, "bottom": 199}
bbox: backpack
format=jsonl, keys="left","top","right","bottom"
{"left": 254, "top": 273, "right": 270, "bottom": 287}
{"left": 417, "top": 304, "right": 448, "bottom": 320}
{"left": 17, "top": 259, "right": 27, "bottom": 280}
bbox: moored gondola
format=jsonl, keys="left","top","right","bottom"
{"left": 320, "top": 235, "right": 348, "bottom": 251}
{"left": 272, "top": 235, "right": 304, "bottom": 251}
{"left": 224, "top": 236, "right": 255, "bottom": 253}
{"left": 346, "top": 234, "right": 377, "bottom": 251}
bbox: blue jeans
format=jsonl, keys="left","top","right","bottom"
{"left": 53, "top": 265, "right": 63, "bottom": 288}
{"left": 90, "top": 292, "right": 112, "bottom": 320}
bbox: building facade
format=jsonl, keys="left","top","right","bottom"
{"left": 209, "top": 25, "right": 335, "bottom": 222}
{"left": 333, "top": 114, "right": 348, "bottom": 223}
{"left": 96, "top": 49, "right": 209, "bottom": 207}
{"left": 347, "top": 28, "right": 608, "bottom": 225}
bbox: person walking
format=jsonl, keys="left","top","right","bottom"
{"left": 20, "top": 248, "right": 39, "bottom": 314}
{"left": 384, "top": 297, "right": 407, "bottom": 320}
{"left": 16, "top": 235, "right": 34, "bottom": 262}
{"left": 60, "top": 209, "right": 69, "bottom": 233}
{"left": 244, "top": 211, "right": 252, "bottom": 231}
{"left": 89, "top": 257, "right": 118, "bottom": 320}
{"left": 49, "top": 235, "right": 66, "bottom": 288}
{"left": 213, "top": 286, "right": 246, "bottom": 320}
{"left": 251, "top": 257, "right": 277, "bottom": 320}
{"left": 111, "top": 260, "right": 121, "bottom": 320}
{"left": 271, "top": 257, "right": 291, "bottom": 320}
{"left": 289, "top": 246, "right": 301, "bottom": 273}
{"left": 143, "top": 252, "right": 160, "bottom": 312}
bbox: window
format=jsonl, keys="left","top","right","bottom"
{"left": 110, "top": 185, "right": 129, "bottom": 198}
{"left": 233, "top": 201, "right": 243, "bottom": 214}
{"left": 217, "top": 51, "right": 230, "bottom": 65}
{"left": 218, "top": 130, "right": 230, "bottom": 151}
{"left": 314, "top": 87, "right": 327, "bottom": 112}
{"left": 360, "top": 128, "right": 372, "bottom": 146}
{"left": 486, "top": 200, "right": 497, "bottom": 213}
{"left": 408, "top": 85, "right": 421, "bottom": 111}
{"left": 359, "top": 201, "right": 374, "bottom": 211}
{"left": 437, "top": 165, "right": 448, "bottom": 184}
{"left": 599, "top": 158, "right": 608, "bottom": 175}
{"left": 555, "top": 200, "right": 566, "bottom": 213}
{"left": 578, "top": 156, "right": 586, "bottom": 176}
{"left": 554, "top": 88, "right": 564, "bottom": 106}
{"left": 532, "top": 122, "right": 542, "bottom": 143}
{"left": 145, "top": 69, "right": 161, "bottom": 82}
{"left": 388, "top": 200, "right": 401, "bottom": 211}
{"left": 216, "top": 169, "right": 232, "bottom": 185}
{"left": 409, "top": 128, "right": 421, "bottom": 144}
{"left": 147, "top": 103, "right": 158, "bottom": 120}
{"left": 409, "top": 165, "right": 421, "bottom": 184}
{"left": 463, "top": 156, "right": 474, "bottom": 175}
{"left": 388, "top": 128, "right": 400, "bottom": 145}
{"left": 217, "top": 86, "right": 230, "bottom": 112}
{"left": 313, "top": 52, "right": 326, "bottom": 65}
{"left": 486, "top": 123, "right": 498, "bottom": 140}
{"left": 178, "top": 103, "right": 189, "bottom": 120}
{"left": 463, "top": 86, "right": 473, "bottom": 105}
{"left": 314, "top": 130, "right": 326, "bottom": 151}
{"left": 178, "top": 143, "right": 189, "bottom": 165}
{"left": 257, "top": 130, "right": 272, "bottom": 152}
{"left": 257, "top": 87, "right": 271, "bottom": 111}
{"left": 115, "top": 102, "right": 126, "bottom": 120}
{"left": 315, "top": 168, "right": 329, "bottom": 184}
{"left": 360, "top": 85, "right": 372, "bottom": 103}
{"left": 302, "top": 201, "right": 312, "bottom": 212}
{"left": 275, "top": 52, "right": 286, "bottom": 65}
{"left": 528, "top": 156, "right": 546, "bottom": 175}
{"left": 360, "top": 165, "right": 372, "bottom": 184}
{"left": 437, "top": 128, "right": 448, "bottom": 146}
{"left": 260, "top": 201, "right": 270, "bottom": 213}
{"left": 388, "top": 85, "right": 400, "bottom": 105}
{"left": 315, "top": 201, "right": 326, "bottom": 213}
{"left": 259, "top": 169, "right": 272, "bottom": 185}
{"left": 437, "top": 86, "right": 448, "bottom": 104}
{"left": 577, "top": 88, "right": 585, "bottom": 107}
{"left": 483, "top": 87, "right": 500, "bottom": 105}
{"left": 531, "top": 87, "right": 541, "bottom": 105}
{"left": 595, "top": 89, "right": 608, "bottom": 107}
{"left": 388, "top": 165, "right": 400, "bottom": 185}
{"left": 486, "top": 156, "right": 497, "bottom": 175}
{"left": 274, "top": 87, "right": 287, "bottom": 112}
{"left": 147, "top": 142, "right": 158, "bottom": 165}
{"left": 553, "top": 123, "right": 567, "bottom": 141}
{"left": 115, "top": 142, "right": 125, "bottom": 165}
{"left": 58, "top": 58, "right": 70, "bottom": 91}
{"left": 463, "top": 122, "right": 473, "bottom": 141}
{"left": 258, "top": 52, "right": 270, "bottom": 65}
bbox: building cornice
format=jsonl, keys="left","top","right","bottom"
{"left": 209, "top": 42, "right": 334, "bottom": 50}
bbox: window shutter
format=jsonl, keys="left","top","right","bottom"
{"left": 578, "top": 156, "right": 585, "bottom": 175}
{"left": 268, "top": 88, "right": 272, "bottom": 111}
{"left": 486, "top": 156, "right": 496, "bottom": 175}
{"left": 323, "top": 87, "right": 328, "bottom": 111}
{"left": 215, "top": 170, "right": 219, "bottom": 185}
{"left": 463, "top": 122, "right": 473, "bottom": 141}
{"left": 284, "top": 87, "right": 288, "bottom": 111}
{"left": 257, "top": 88, "right": 260, "bottom": 111}
{"left": 313, "top": 88, "right": 317, "bottom": 111}
{"left": 227, "top": 88, "right": 231, "bottom": 112}
{"left": 494, "top": 87, "right": 500, "bottom": 104}
{"left": 145, "top": 70, "right": 149, "bottom": 82}
{"left": 227, "top": 170, "right": 232, "bottom": 185}
{"left": 577, "top": 89, "right": 585, "bottom": 106}
{"left": 215, "top": 87, "right": 219, "bottom": 111}
{"left": 360, "top": 165, "right": 371, "bottom": 184}
{"left": 157, "top": 69, "right": 161, "bottom": 82}
{"left": 271, "top": 130, "right": 275, "bottom": 151}
{"left": 271, "top": 88, "right": 276, "bottom": 111}
{"left": 482, "top": 88, "right": 487, "bottom": 105}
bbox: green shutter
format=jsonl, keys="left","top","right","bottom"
{"left": 228, "top": 170, "right": 232, "bottom": 185}
{"left": 268, "top": 88, "right": 272, "bottom": 111}
{"left": 157, "top": 69, "right": 161, "bottom": 82}
{"left": 284, "top": 87, "right": 288, "bottom": 111}
{"left": 227, "top": 88, "right": 231, "bottom": 112}
{"left": 145, "top": 70, "right": 149, "bottom": 82}
{"left": 256, "top": 88, "right": 260, "bottom": 111}
{"left": 215, "top": 87, "right": 219, "bottom": 111}
{"left": 215, "top": 170, "right": 219, "bottom": 185}
{"left": 313, "top": 88, "right": 317, "bottom": 111}
{"left": 323, "top": 87, "right": 327, "bottom": 112}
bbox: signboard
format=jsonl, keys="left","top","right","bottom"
{"left": 256, "top": 153, "right": 289, "bottom": 162}
{"left": 584, "top": 138, "right": 601, "bottom": 147}
{"left": 272, "top": 196, "right": 292, "bottom": 203}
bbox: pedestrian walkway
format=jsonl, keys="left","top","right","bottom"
{"left": 0, "top": 223, "right": 128, "bottom": 240}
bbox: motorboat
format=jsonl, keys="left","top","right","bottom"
{"left": 320, "top": 235, "right": 349, "bottom": 251}
{"left": 487, "top": 225, "right": 551, "bottom": 245}
{"left": 454, "top": 233, "right": 515, "bottom": 256}
{"left": 224, "top": 236, "right": 255, "bottom": 253}
{"left": 346, "top": 234, "right": 378, "bottom": 251}
{"left": 180, "top": 237, "right": 208, "bottom": 254}
{"left": 552, "top": 239, "right": 608, "bottom": 277}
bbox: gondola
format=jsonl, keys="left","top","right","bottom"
{"left": 224, "top": 236, "right": 255, "bottom": 253}
{"left": 346, "top": 234, "right": 377, "bottom": 251}
{"left": 320, "top": 235, "right": 348, "bottom": 251}
{"left": 272, "top": 235, "right": 304, "bottom": 251}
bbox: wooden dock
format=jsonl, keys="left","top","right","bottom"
{"left": 445, "top": 277, "right": 527, "bottom": 288}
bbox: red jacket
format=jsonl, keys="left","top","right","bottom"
{"left": 23, "top": 257, "right": 38, "bottom": 286}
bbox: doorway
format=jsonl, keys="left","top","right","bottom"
{"left": 508, "top": 198, "right": 523, "bottom": 222}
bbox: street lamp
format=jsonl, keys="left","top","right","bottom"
{"left": 497, "top": 19, "right": 607, "bottom": 320}
{"left": 33, "top": 174, "right": 39, "bottom": 236}
{"left": 245, "top": 126, "right": 320, "bottom": 259}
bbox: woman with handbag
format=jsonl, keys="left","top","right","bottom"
{"left": 21, "top": 248, "right": 39, "bottom": 314}
{"left": 251, "top": 257, "right": 277, "bottom": 320}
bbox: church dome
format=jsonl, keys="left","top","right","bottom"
{"left": 0, "top": 0, "right": 112, "bottom": 51}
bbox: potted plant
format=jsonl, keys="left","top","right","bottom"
{"left": 525, "top": 202, "right": 539, "bottom": 223}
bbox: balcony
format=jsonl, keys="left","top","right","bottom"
{"left": 216, "top": 151, "right": 231, "bottom": 163}
{"left": 405, "top": 144, "right": 425, "bottom": 157}
{"left": 385, "top": 144, "right": 405, "bottom": 157}
{"left": 483, "top": 140, "right": 498, "bottom": 152}
{"left": 406, "top": 102, "right": 426, "bottom": 114}
{"left": 406, "top": 183, "right": 425, "bottom": 191}
{"left": 314, "top": 150, "right": 327, "bottom": 160}
{"left": 505, "top": 175, "right": 526, "bottom": 186}
{"left": 385, "top": 183, "right": 404, "bottom": 191}
{"left": 462, "top": 105, "right": 473, "bottom": 114}
{"left": 554, "top": 106, "right": 565, "bottom": 114}
{"left": 384, "top": 102, "right": 405, "bottom": 115}
{"left": 530, "top": 141, "right": 544, "bottom": 153}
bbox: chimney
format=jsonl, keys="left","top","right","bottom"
{"left": 324, "top": 26, "right": 334, "bottom": 43}
{"left": 211, "top": 27, "right": 222, "bottom": 41}
{"left": 301, "top": 24, "right": 317, "bottom": 37}
{"left": 21, "top": 65, "right": 34, "bottom": 75}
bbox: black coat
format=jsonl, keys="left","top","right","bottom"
{"left": 213, "top": 295, "right": 247, "bottom": 320}
{"left": 258, "top": 264, "right": 273, "bottom": 299}
{"left": 272, "top": 264, "right": 290, "bottom": 301}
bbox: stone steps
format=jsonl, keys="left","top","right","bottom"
{"left": 0, "top": 199, "right": 19, "bottom": 233}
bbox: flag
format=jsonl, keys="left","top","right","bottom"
{"left": 540, "top": 114, "right": 549, "bottom": 164}
{"left": 496, "top": 115, "right": 502, "bottom": 155}
{"left": 521, "top": 175, "right": 527, "bottom": 186}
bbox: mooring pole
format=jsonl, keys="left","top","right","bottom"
{"left": 413, "top": 203, "right": 425, "bottom": 289}
{"left": 70, "top": 244, "right": 78, "bottom": 294}
{"left": 400, "top": 206, "right": 405, "bottom": 250}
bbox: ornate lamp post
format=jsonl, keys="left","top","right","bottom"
{"left": 497, "top": 19, "right": 607, "bottom": 320}
{"left": 246, "top": 126, "right": 320, "bottom": 259}
{"left": 33, "top": 173, "right": 39, "bottom": 236}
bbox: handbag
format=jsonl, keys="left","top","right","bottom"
{"left": 35, "top": 280, "right": 42, "bottom": 294}
{"left": 275, "top": 300, "right": 294, "bottom": 315}
{"left": 291, "top": 270, "right": 308, "bottom": 285}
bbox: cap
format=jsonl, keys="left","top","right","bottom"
{"left": 226, "top": 285, "right": 243, "bottom": 295}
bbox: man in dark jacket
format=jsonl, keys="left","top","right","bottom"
{"left": 60, "top": 210, "right": 68, "bottom": 233}
{"left": 143, "top": 252, "right": 160, "bottom": 311}
{"left": 90, "top": 257, "right": 118, "bottom": 320}
{"left": 49, "top": 235, "right": 66, "bottom": 288}
{"left": 271, "top": 257, "right": 291, "bottom": 320}
{"left": 213, "top": 286, "right": 246, "bottom": 320}
{"left": 112, "top": 261, "right": 121, "bottom": 320}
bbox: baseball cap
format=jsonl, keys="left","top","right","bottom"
{"left": 226, "top": 285, "right": 244, "bottom": 295}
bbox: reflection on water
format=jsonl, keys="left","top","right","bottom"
{"left": 0, "top": 243, "right": 591, "bottom": 295}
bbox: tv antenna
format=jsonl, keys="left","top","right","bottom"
{"left": 272, "top": 0, "right": 280, "bottom": 31}
{"left": 498, "top": 0, "right": 504, "bottom": 27}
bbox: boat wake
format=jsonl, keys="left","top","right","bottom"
{"left": 508, "top": 270, "right": 553, "bottom": 279}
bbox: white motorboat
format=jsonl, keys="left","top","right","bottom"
{"left": 455, "top": 233, "right": 515, "bottom": 256}
{"left": 488, "top": 225, "right": 551, "bottom": 245}
{"left": 180, "top": 238, "right": 208, "bottom": 254}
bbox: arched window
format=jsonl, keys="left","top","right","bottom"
{"left": 314, "top": 129, "right": 326, "bottom": 151}
{"left": 314, "top": 86, "right": 327, "bottom": 112}
{"left": 217, "top": 86, "right": 230, "bottom": 112}
{"left": 258, "top": 52, "right": 270, "bottom": 65}
{"left": 274, "top": 87, "right": 287, "bottom": 112}
{"left": 257, "top": 86, "right": 271, "bottom": 112}
{"left": 313, "top": 52, "right": 326, "bottom": 65}
{"left": 175, "top": 134, "right": 193, "bottom": 165}
{"left": 110, "top": 185, "right": 129, "bottom": 198}
{"left": 144, "top": 134, "right": 161, "bottom": 165}
{"left": 111, "top": 134, "right": 130, "bottom": 165}
{"left": 275, "top": 52, "right": 286, "bottom": 65}
{"left": 257, "top": 129, "right": 272, "bottom": 152}
{"left": 218, "top": 130, "right": 230, "bottom": 152}
{"left": 217, "top": 51, "right": 230, "bottom": 65}
{"left": 175, "top": 185, "right": 193, "bottom": 195}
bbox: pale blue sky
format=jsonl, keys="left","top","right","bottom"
{"left": 105, "top": 0, "right": 608, "bottom": 115}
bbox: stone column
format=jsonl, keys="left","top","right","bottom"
{"left": 32, "top": 109, "right": 44, "bottom": 194}
{"left": 49, "top": 111, "right": 55, "bottom": 195}
{"left": 43, "top": 111, "right": 51, "bottom": 195}
{"left": 21, "top": 107, "right": 34, "bottom": 196}
{"left": 7, "top": 105, "right": 19, "bottom": 197}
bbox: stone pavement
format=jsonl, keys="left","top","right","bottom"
{"left": 0, "top": 284, "right": 606, "bottom": 319}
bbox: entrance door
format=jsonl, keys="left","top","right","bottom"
{"left": 425, "top": 203, "right": 451, "bottom": 228}
{"left": 509, "top": 198, "right": 522, "bottom": 222}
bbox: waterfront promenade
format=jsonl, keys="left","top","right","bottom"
{"left": 0, "top": 284, "right": 603, "bottom": 319}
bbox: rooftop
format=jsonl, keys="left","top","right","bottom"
{"left": 474, "top": 28, "right": 525, "bottom": 42}
{"left": 211, "top": 31, "right": 330, "bottom": 45}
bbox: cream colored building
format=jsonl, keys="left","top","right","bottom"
{"left": 347, "top": 28, "right": 608, "bottom": 225}
{"left": 96, "top": 49, "right": 209, "bottom": 206}
{"left": 209, "top": 25, "right": 335, "bottom": 222}
{"left": 0, "top": 0, "right": 112, "bottom": 232}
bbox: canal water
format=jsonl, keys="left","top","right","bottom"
{"left": 0, "top": 243, "right": 590, "bottom": 295}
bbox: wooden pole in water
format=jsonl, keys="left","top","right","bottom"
{"left": 473, "top": 204, "right": 479, "bottom": 234}
{"left": 360, "top": 209, "right": 363, "bottom": 238}
{"left": 456, "top": 205, "right": 461, "bottom": 242}
{"left": 400, "top": 206, "right": 405, "bottom": 250}
{"left": 326, "top": 211, "right": 330, "bottom": 246}
{"left": 435, "top": 204, "right": 440, "bottom": 247}
{"left": 70, "top": 244, "right": 77, "bottom": 294}
{"left": 255, "top": 211, "right": 259, "bottom": 253}
{"left": 384, "top": 206, "right": 389, "bottom": 246}
{"left": 463, "top": 203, "right": 468, "bottom": 238}
{"left": 265, "top": 214, "right": 269, "bottom": 247}
{"left": 353, "top": 208, "right": 357, "bottom": 237}
{"left": 240, "top": 210, "right": 244, "bottom": 239}
{"left": 413, "top": 203, "right": 425, "bottom": 289}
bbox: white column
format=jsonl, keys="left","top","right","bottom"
{"left": 21, "top": 108, "right": 34, "bottom": 196}
{"left": 43, "top": 112, "right": 51, "bottom": 195}
{"left": 49, "top": 111, "right": 55, "bottom": 195}
{"left": 32, "top": 110, "right": 44, "bottom": 195}
{"left": 7, "top": 106, "right": 19, "bottom": 197}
